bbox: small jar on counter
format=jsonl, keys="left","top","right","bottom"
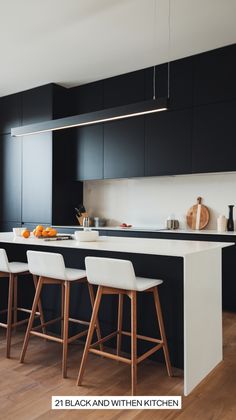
{"left": 217, "top": 215, "right": 227, "bottom": 232}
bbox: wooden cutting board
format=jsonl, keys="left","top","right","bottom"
{"left": 186, "top": 197, "right": 210, "bottom": 230}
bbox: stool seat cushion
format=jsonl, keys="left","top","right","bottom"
{"left": 8, "top": 262, "right": 28, "bottom": 274}
{"left": 135, "top": 277, "right": 163, "bottom": 291}
{"left": 65, "top": 268, "right": 87, "bottom": 281}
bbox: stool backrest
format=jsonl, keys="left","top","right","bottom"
{"left": 85, "top": 257, "right": 136, "bottom": 290}
{"left": 27, "top": 251, "right": 66, "bottom": 280}
{"left": 0, "top": 248, "right": 10, "bottom": 272}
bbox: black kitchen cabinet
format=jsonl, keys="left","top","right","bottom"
{"left": 145, "top": 109, "right": 192, "bottom": 176}
{"left": 145, "top": 58, "right": 193, "bottom": 110}
{"left": 22, "top": 84, "right": 54, "bottom": 125}
{"left": 76, "top": 125, "right": 103, "bottom": 180}
{"left": 22, "top": 133, "right": 52, "bottom": 224}
{"left": 0, "top": 134, "right": 22, "bottom": 222}
{"left": 0, "top": 93, "right": 21, "bottom": 134}
{"left": 73, "top": 80, "right": 103, "bottom": 113}
{"left": 192, "top": 100, "right": 236, "bottom": 173}
{"left": 73, "top": 82, "right": 104, "bottom": 181}
{"left": 194, "top": 44, "right": 236, "bottom": 106}
{"left": 104, "top": 117, "right": 145, "bottom": 179}
{"left": 104, "top": 70, "right": 145, "bottom": 107}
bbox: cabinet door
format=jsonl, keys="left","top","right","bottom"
{"left": 22, "top": 133, "right": 52, "bottom": 223}
{"left": 192, "top": 101, "right": 236, "bottom": 173}
{"left": 0, "top": 94, "right": 21, "bottom": 134}
{"left": 73, "top": 82, "right": 104, "bottom": 180}
{"left": 0, "top": 134, "right": 22, "bottom": 222}
{"left": 76, "top": 125, "right": 103, "bottom": 180}
{"left": 194, "top": 44, "right": 236, "bottom": 106}
{"left": 145, "top": 109, "right": 192, "bottom": 176}
{"left": 104, "top": 117, "right": 145, "bottom": 179}
{"left": 22, "top": 84, "right": 53, "bottom": 125}
{"left": 104, "top": 70, "right": 145, "bottom": 107}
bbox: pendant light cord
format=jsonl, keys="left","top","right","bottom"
{"left": 153, "top": 0, "right": 157, "bottom": 100}
{"left": 167, "top": 0, "right": 171, "bottom": 99}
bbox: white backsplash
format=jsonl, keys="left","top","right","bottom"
{"left": 84, "top": 172, "right": 236, "bottom": 229}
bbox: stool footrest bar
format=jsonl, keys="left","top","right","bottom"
{"left": 89, "top": 348, "right": 131, "bottom": 364}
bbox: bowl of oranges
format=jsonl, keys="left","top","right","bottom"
{"left": 32, "top": 225, "right": 58, "bottom": 238}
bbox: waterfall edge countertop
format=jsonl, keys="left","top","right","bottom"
{"left": 0, "top": 232, "right": 232, "bottom": 256}
{"left": 0, "top": 232, "right": 233, "bottom": 396}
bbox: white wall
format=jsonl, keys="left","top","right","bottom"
{"left": 84, "top": 172, "right": 236, "bottom": 229}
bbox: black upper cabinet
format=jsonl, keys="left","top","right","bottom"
{"left": 145, "top": 109, "right": 192, "bottom": 176}
{"left": 22, "top": 84, "right": 53, "bottom": 125}
{"left": 192, "top": 100, "right": 236, "bottom": 173}
{"left": 104, "top": 70, "right": 145, "bottom": 107}
{"left": 73, "top": 80, "right": 103, "bottom": 113}
{"left": 145, "top": 64, "right": 168, "bottom": 101}
{"left": 0, "top": 94, "right": 21, "bottom": 134}
{"left": 76, "top": 125, "right": 103, "bottom": 180}
{"left": 104, "top": 117, "right": 145, "bottom": 179}
{"left": 194, "top": 44, "right": 236, "bottom": 106}
{"left": 145, "top": 58, "right": 193, "bottom": 110}
{"left": 103, "top": 71, "right": 145, "bottom": 179}
{"left": 73, "top": 81, "right": 104, "bottom": 181}
{"left": 0, "top": 134, "right": 21, "bottom": 222}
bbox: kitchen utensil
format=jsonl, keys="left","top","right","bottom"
{"left": 186, "top": 197, "right": 210, "bottom": 230}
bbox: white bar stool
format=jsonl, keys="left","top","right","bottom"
{"left": 20, "top": 251, "right": 102, "bottom": 378}
{"left": 77, "top": 257, "right": 173, "bottom": 395}
{"left": 0, "top": 248, "right": 45, "bottom": 358}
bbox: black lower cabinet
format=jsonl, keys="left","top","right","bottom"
{"left": 192, "top": 100, "right": 236, "bottom": 173}
{"left": 0, "top": 134, "right": 22, "bottom": 223}
{"left": 145, "top": 109, "right": 192, "bottom": 176}
{"left": 104, "top": 117, "right": 145, "bottom": 179}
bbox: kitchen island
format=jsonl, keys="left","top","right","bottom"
{"left": 0, "top": 232, "right": 232, "bottom": 396}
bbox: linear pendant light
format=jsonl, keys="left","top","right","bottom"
{"left": 11, "top": 97, "right": 168, "bottom": 137}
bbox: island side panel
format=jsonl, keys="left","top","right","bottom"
{"left": 0, "top": 242, "right": 184, "bottom": 369}
{"left": 184, "top": 247, "right": 222, "bottom": 396}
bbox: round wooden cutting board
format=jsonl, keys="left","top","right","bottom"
{"left": 186, "top": 197, "right": 210, "bottom": 230}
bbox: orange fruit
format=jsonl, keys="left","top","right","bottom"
{"left": 36, "top": 225, "right": 44, "bottom": 232}
{"left": 22, "top": 229, "right": 30, "bottom": 239}
{"left": 45, "top": 227, "right": 52, "bottom": 232}
{"left": 48, "top": 228, "right": 57, "bottom": 237}
{"left": 34, "top": 229, "right": 42, "bottom": 237}
{"left": 41, "top": 230, "right": 49, "bottom": 237}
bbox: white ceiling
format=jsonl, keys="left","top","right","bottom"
{"left": 0, "top": 0, "right": 235, "bottom": 97}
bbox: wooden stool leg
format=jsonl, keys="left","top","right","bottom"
{"left": 13, "top": 275, "right": 18, "bottom": 329}
{"left": 61, "top": 283, "right": 65, "bottom": 338}
{"left": 87, "top": 283, "right": 103, "bottom": 351}
{"left": 20, "top": 277, "right": 44, "bottom": 363}
{"left": 77, "top": 286, "right": 103, "bottom": 386}
{"left": 33, "top": 275, "right": 46, "bottom": 335}
{"left": 117, "top": 293, "right": 123, "bottom": 356}
{"left": 153, "top": 287, "right": 173, "bottom": 376}
{"left": 6, "top": 273, "right": 14, "bottom": 358}
{"left": 131, "top": 291, "right": 137, "bottom": 396}
{"left": 62, "top": 281, "right": 70, "bottom": 378}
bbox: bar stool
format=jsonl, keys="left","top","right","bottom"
{"left": 77, "top": 257, "right": 173, "bottom": 395}
{"left": 0, "top": 248, "right": 45, "bottom": 358}
{"left": 20, "top": 251, "right": 102, "bottom": 378}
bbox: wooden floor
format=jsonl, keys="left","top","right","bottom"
{"left": 0, "top": 312, "right": 236, "bottom": 420}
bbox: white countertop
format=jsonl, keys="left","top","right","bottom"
{"left": 53, "top": 225, "right": 236, "bottom": 236}
{"left": 0, "top": 232, "right": 232, "bottom": 258}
